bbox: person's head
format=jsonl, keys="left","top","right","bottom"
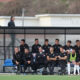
{"left": 60, "top": 46, "right": 64, "bottom": 53}
{"left": 72, "top": 49, "right": 76, "bottom": 54}
{"left": 50, "top": 46, "right": 54, "bottom": 53}
{"left": 55, "top": 39, "right": 59, "bottom": 45}
{"left": 45, "top": 39, "right": 49, "bottom": 45}
{"left": 10, "top": 16, "right": 15, "bottom": 21}
{"left": 20, "top": 39, "right": 25, "bottom": 45}
{"left": 24, "top": 48, "right": 29, "bottom": 54}
{"left": 35, "top": 38, "right": 39, "bottom": 45}
{"left": 76, "top": 40, "right": 80, "bottom": 46}
{"left": 39, "top": 47, "right": 43, "bottom": 53}
{"left": 14, "top": 47, "right": 19, "bottom": 53}
{"left": 67, "top": 40, "right": 72, "bottom": 46}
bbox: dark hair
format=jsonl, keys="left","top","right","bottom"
{"left": 10, "top": 16, "right": 14, "bottom": 21}
{"left": 67, "top": 40, "right": 71, "bottom": 43}
{"left": 55, "top": 39, "right": 59, "bottom": 41}
{"left": 76, "top": 40, "right": 79, "bottom": 42}
{"left": 15, "top": 46, "right": 19, "bottom": 48}
{"left": 50, "top": 46, "right": 54, "bottom": 49}
{"left": 60, "top": 46, "right": 64, "bottom": 49}
{"left": 21, "top": 39, "right": 25, "bottom": 43}
{"left": 45, "top": 39, "right": 48, "bottom": 42}
{"left": 24, "top": 48, "right": 29, "bottom": 50}
{"left": 35, "top": 38, "right": 38, "bottom": 41}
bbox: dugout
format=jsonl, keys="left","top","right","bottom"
{"left": 0, "top": 27, "right": 80, "bottom": 72}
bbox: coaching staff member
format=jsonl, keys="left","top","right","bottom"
{"left": 8, "top": 16, "right": 15, "bottom": 27}
{"left": 13, "top": 47, "right": 22, "bottom": 73}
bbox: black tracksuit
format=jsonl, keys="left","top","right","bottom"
{"left": 47, "top": 52, "right": 56, "bottom": 74}
{"left": 31, "top": 53, "right": 38, "bottom": 71}
{"left": 20, "top": 44, "right": 29, "bottom": 53}
{"left": 43, "top": 44, "right": 51, "bottom": 54}
{"left": 53, "top": 44, "right": 62, "bottom": 55}
{"left": 8, "top": 20, "right": 15, "bottom": 27}
{"left": 32, "top": 44, "right": 41, "bottom": 53}
{"left": 74, "top": 45, "right": 80, "bottom": 62}
{"left": 53, "top": 44, "right": 62, "bottom": 66}
{"left": 64, "top": 45, "right": 73, "bottom": 51}
{"left": 20, "top": 44, "right": 29, "bottom": 60}
{"left": 13, "top": 52, "right": 22, "bottom": 71}
{"left": 58, "top": 52, "right": 67, "bottom": 74}
{"left": 37, "top": 52, "right": 47, "bottom": 69}
{"left": 23, "top": 52, "right": 32, "bottom": 70}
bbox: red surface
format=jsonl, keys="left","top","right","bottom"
{"left": 0, "top": 0, "right": 13, "bottom": 2}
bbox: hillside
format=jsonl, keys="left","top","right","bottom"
{"left": 0, "top": 0, "right": 12, "bottom": 2}
{"left": 0, "top": 0, "right": 80, "bottom": 16}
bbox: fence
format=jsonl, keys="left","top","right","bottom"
{"left": 0, "top": 27, "right": 80, "bottom": 72}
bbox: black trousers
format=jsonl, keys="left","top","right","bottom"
{"left": 37, "top": 60, "right": 48, "bottom": 69}
{"left": 48, "top": 61, "right": 56, "bottom": 74}
{"left": 59, "top": 61, "right": 66, "bottom": 74}
{"left": 12, "top": 60, "right": 21, "bottom": 72}
{"left": 24, "top": 62, "right": 31, "bottom": 71}
{"left": 31, "top": 61, "right": 38, "bottom": 71}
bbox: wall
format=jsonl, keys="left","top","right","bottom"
{"left": 0, "top": 14, "right": 80, "bottom": 27}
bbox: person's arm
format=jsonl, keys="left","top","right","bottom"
{"left": 22, "top": 54, "right": 26, "bottom": 63}
{"left": 58, "top": 56, "right": 67, "bottom": 60}
{"left": 49, "top": 57, "right": 57, "bottom": 61}
{"left": 32, "top": 45, "right": 35, "bottom": 53}
{"left": 8, "top": 22, "right": 10, "bottom": 27}
{"left": 13, "top": 54, "right": 16, "bottom": 62}
{"left": 13, "top": 54, "right": 19, "bottom": 64}
{"left": 47, "top": 56, "right": 57, "bottom": 61}
{"left": 47, "top": 56, "right": 50, "bottom": 61}
{"left": 25, "top": 44, "right": 29, "bottom": 50}
{"left": 20, "top": 45, "right": 23, "bottom": 52}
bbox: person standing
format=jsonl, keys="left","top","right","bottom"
{"left": 8, "top": 16, "right": 15, "bottom": 58}
{"left": 8, "top": 16, "right": 15, "bottom": 27}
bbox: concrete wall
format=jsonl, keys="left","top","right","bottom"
{"left": 0, "top": 14, "right": 80, "bottom": 27}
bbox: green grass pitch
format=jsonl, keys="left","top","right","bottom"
{"left": 0, "top": 75, "right": 80, "bottom": 80}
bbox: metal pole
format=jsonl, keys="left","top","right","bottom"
{"left": 22, "top": 8, "right": 25, "bottom": 27}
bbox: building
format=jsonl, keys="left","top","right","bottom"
{"left": 0, "top": 14, "right": 80, "bottom": 27}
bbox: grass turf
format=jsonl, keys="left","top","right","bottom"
{"left": 0, "top": 75, "right": 80, "bottom": 80}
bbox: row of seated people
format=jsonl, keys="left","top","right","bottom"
{"left": 13, "top": 39, "right": 80, "bottom": 75}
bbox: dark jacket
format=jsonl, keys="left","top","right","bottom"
{"left": 8, "top": 20, "right": 15, "bottom": 27}
{"left": 20, "top": 44, "right": 29, "bottom": 53}
{"left": 13, "top": 52, "right": 21, "bottom": 63}
{"left": 32, "top": 44, "right": 41, "bottom": 53}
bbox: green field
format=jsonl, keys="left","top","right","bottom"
{"left": 0, "top": 75, "right": 80, "bottom": 80}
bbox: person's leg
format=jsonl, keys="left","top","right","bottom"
{"left": 51, "top": 63, "right": 55, "bottom": 74}
{"left": 31, "top": 62, "right": 38, "bottom": 72}
{"left": 76, "top": 62, "right": 79, "bottom": 75}
{"left": 17, "top": 64, "right": 21, "bottom": 71}
{"left": 74, "top": 65, "right": 76, "bottom": 75}
{"left": 24, "top": 62, "right": 28, "bottom": 72}
{"left": 48, "top": 63, "right": 52, "bottom": 74}
{"left": 67, "top": 63, "right": 70, "bottom": 75}
{"left": 61, "top": 63, "right": 66, "bottom": 75}
{"left": 43, "top": 60, "right": 48, "bottom": 71}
